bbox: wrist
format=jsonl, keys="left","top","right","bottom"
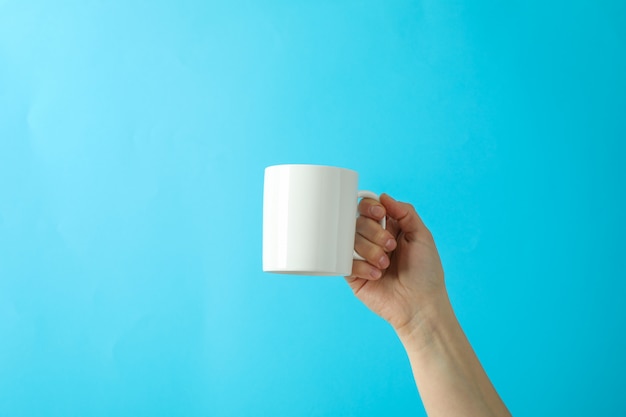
{"left": 393, "top": 289, "right": 455, "bottom": 352}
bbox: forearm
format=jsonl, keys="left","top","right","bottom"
{"left": 396, "top": 293, "right": 511, "bottom": 417}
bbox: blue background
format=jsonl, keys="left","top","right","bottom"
{"left": 1, "top": 1, "right": 625, "bottom": 415}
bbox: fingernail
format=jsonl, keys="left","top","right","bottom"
{"left": 379, "top": 255, "right": 389, "bottom": 269}
{"left": 371, "top": 206, "right": 384, "bottom": 218}
{"left": 385, "top": 239, "right": 396, "bottom": 251}
{"left": 370, "top": 268, "right": 382, "bottom": 279}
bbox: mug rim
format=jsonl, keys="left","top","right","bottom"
{"left": 265, "top": 163, "right": 357, "bottom": 175}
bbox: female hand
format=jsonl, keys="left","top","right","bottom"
{"left": 345, "top": 194, "right": 446, "bottom": 334}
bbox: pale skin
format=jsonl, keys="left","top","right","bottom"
{"left": 345, "top": 194, "right": 511, "bottom": 417}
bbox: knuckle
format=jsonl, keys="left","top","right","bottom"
{"left": 375, "top": 229, "right": 389, "bottom": 244}
{"left": 350, "top": 261, "right": 363, "bottom": 276}
{"left": 369, "top": 245, "right": 385, "bottom": 261}
{"left": 356, "top": 216, "right": 367, "bottom": 228}
{"left": 357, "top": 215, "right": 377, "bottom": 232}
{"left": 356, "top": 240, "right": 380, "bottom": 261}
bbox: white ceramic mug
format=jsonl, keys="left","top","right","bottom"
{"left": 263, "top": 164, "right": 385, "bottom": 276}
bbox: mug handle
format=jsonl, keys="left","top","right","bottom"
{"left": 353, "top": 191, "right": 387, "bottom": 261}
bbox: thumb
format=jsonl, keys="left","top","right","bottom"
{"left": 380, "top": 193, "right": 427, "bottom": 241}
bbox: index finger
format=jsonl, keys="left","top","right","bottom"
{"left": 358, "top": 197, "right": 386, "bottom": 221}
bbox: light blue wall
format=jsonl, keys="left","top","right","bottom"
{"left": 1, "top": 1, "right": 624, "bottom": 415}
